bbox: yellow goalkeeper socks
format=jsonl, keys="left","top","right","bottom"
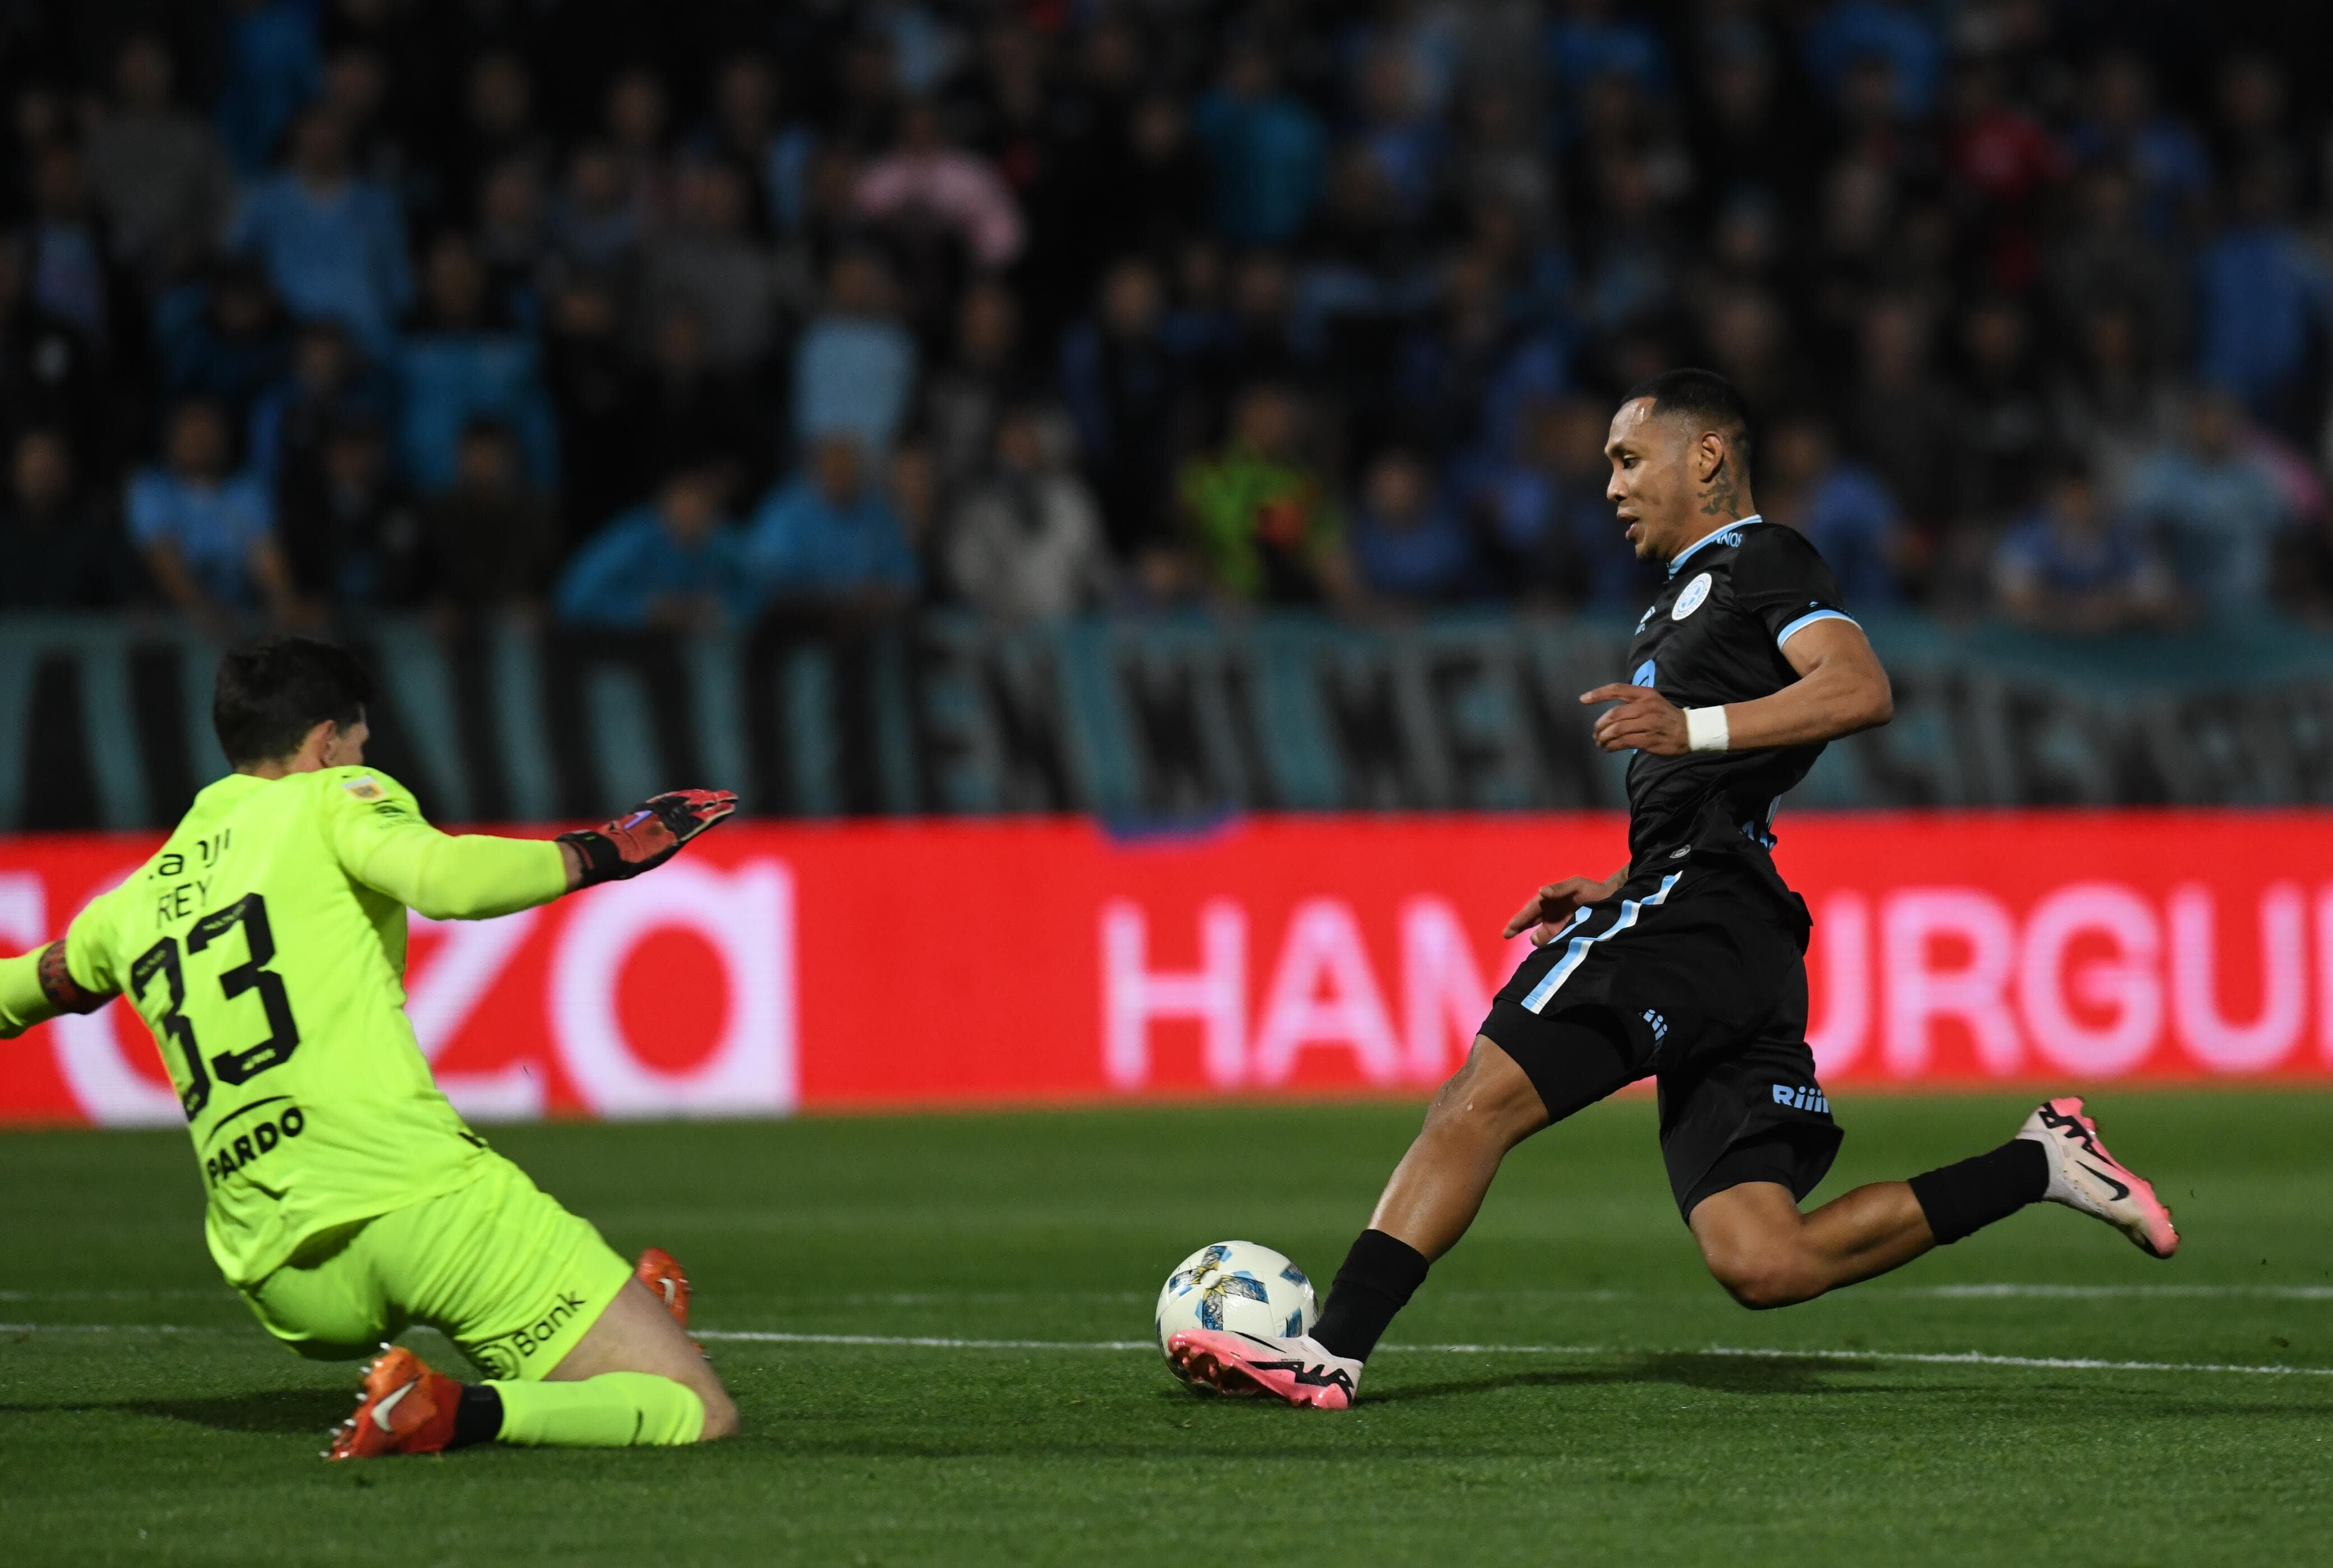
{"left": 487, "top": 1373, "right": 706, "bottom": 1447}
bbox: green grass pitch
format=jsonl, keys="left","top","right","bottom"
{"left": 3, "top": 1091, "right": 2328, "bottom": 1565}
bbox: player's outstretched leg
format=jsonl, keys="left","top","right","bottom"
{"left": 329, "top": 1260, "right": 737, "bottom": 1459}
{"left": 1688, "top": 1096, "right": 2177, "bottom": 1311}
{"left": 1169, "top": 1034, "right": 1566, "bottom": 1408}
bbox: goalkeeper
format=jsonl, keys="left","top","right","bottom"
{"left": 0, "top": 636, "right": 740, "bottom": 1459}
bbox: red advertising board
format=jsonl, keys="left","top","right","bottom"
{"left": 3, "top": 811, "right": 2329, "bottom": 1126}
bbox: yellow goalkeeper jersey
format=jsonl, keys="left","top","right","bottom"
{"left": 59, "top": 767, "right": 567, "bottom": 1286}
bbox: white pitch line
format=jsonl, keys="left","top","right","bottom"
{"left": 7, "top": 1323, "right": 2327, "bottom": 1381}
{"left": 689, "top": 1330, "right": 2333, "bottom": 1380}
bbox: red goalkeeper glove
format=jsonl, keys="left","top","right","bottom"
{"left": 559, "top": 790, "right": 738, "bottom": 887}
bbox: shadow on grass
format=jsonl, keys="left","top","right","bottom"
{"left": 0, "top": 1388, "right": 352, "bottom": 1433}
{"left": 1364, "top": 1351, "right": 1898, "bottom": 1404}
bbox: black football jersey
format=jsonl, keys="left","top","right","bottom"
{"left": 1620, "top": 515, "right": 1855, "bottom": 878}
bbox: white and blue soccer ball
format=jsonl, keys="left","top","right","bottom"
{"left": 1155, "top": 1240, "right": 1319, "bottom": 1384}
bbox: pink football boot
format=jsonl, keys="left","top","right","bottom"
{"left": 2018, "top": 1097, "right": 2180, "bottom": 1258}
{"left": 1166, "top": 1329, "right": 1363, "bottom": 1409}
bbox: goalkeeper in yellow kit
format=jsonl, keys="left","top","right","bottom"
{"left": 0, "top": 637, "right": 740, "bottom": 1458}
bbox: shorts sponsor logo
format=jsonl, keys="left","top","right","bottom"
{"left": 202, "top": 1104, "right": 305, "bottom": 1187}
{"left": 1771, "top": 1083, "right": 1829, "bottom": 1114}
{"left": 474, "top": 1289, "right": 592, "bottom": 1375}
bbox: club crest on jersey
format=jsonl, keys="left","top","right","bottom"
{"left": 1672, "top": 572, "right": 1713, "bottom": 620}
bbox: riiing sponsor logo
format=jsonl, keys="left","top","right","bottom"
{"left": 1771, "top": 1083, "right": 1829, "bottom": 1114}
{"left": 472, "top": 1290, "right": 592, "bottom": 1377}
{"left": 202, "top": 1103, "right": 306, "bottom": 1186}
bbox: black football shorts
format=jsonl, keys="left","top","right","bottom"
{"left": 1480, "top": 859, "right": 1843, "bottom": 1221}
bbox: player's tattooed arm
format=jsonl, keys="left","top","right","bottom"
{"left": 36, "top": 940, "right": 110, "bottom": 1013}
{"left": 1501, "top": 866, "right": 1629, "bottom": 946}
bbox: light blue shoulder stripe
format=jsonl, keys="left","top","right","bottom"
{"left": 1776, "top": 608, "right": 1857, "bottom": 647}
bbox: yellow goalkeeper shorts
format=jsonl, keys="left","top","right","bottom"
{"left": 240, "top": 1152, "right": 632, "bottom": 1381}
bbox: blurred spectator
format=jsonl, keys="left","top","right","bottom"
{"left": 1762, "top": 414, "right": 1902, "bottom": 606}
{"left": 155, "top": 258, "right": 291, "bottom": 428}
{"left": 2048, "top": 304, "right": 2180, "bottom": 504}
{"left": 248, "top": 317, "right": 391, "bottom": 491}
{"left": 925, "top": 280, "right": 1024, "bottom": 494}
{"left": 1802, "top": 0, "right": 1943, "bottom": 119}
{"left": 229, "top": 108, "right": 414, "bottom": 354}
{"left": 274, "top": 417, "right": 425, "bottom": 610}
{"left": 2193, "top": 163, "right": 2332, "bottom": 445}
{"left": 2043, "top": 168, "right": 2186, "bottom": 366}
{"left": 618, "top": 303, "right": 771, "bottom": 513}
{"left": 23, "top": 142, "right": 140, "bottom": 359}
{"left": 0, "top": 429, "right": 131, "bottom": 610}
{"left": 555, "top": 466, "right": 757, "bottom": 632}
{"left": 1942, "top": 59, "right": 2067, "bottom": 295}
{"left": 474, "top": 158, "right": 548, "bottom": 330}
{"left": 396, "top": 233, "right": 557, "bottom": 494}
{"left": 1351, "top": 47, "right": 1447, "bottom": 227}
{"left": 700, "top": 53, "right": 818, "bottom": 236}
{"left": 792, "top": 248, "right": 917, "bottom": 453}
{"left": 944, "top": 405, "right": 1109, "bottom": 622}
{"left": 1546, "top": 0, "right": 1671, "bottom": 98}
{"left": 0, "top": 237, "right": 108, "bottom": 464}
{"left": 216, "top": 0, "right": 323, "bottom": 174}
{"left": 1349, "top": 448, "right": 1475, "bottom": 605}
{"left": 2066, "top": 52, "right": 2211, "bottom": 239}
{"left": 550, "top": 142, "right": 642, "bottom": 276}
{"left": 84, "top": 35, "right": 236, "bottom": 294}
{"left": 1194, "top": 45, "right": 1327, "bottom": 246}
{"left": 746, "top": 436, "right": 919, "bottom": 609}
{"left": 1843, "top": 298, "right": 1958, "bottom": 537}
{"left": 639, "top": 161, "right": 780, "bottom": 371}
{"left": 541, "top": 276, "right": 637, "bottom": 530}
{"left": 127, "top": 398, "right": 292, "bottom": 628}
{"left": 852, "top": 99, "right": 1025, "bottom": 271}
{"left": 421, "top": 419, "right": 557, "bottom": 615}
{"left": 1178, "top": 384, "right": 1353, "bottom": 607}
{"left": 1060, "top": 257, "right": 1185, "bottom": 565}
{"left": 1993, "top": 456, "right": 2173, "bottom": 633}
{"left": 603, "top": 69, "right": 677, "bottom": 233}
{"left": 1953, "top": 297, "right": 2048, "bottom": 529}
{"left": 2125, "top": 393, "right": 2290, "bottom": 614}
{"left": 1469, "top": 394, "right": 1645, "bottom": 608}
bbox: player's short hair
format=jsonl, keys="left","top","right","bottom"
{"left": 1620, "top": 368, "right": 1754, "bottom": 476}
{"left": 213, "top": 635, "right": 375, "bottom": 765}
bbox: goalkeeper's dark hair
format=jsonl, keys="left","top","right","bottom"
{"left": 1621, "top": 367, "right": 1755, "bottom": 479}
{"left": 213, "top": 635, "right": 375, "bottom": 765}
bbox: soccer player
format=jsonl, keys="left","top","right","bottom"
{"left": 0, "top": 636, "right": 741, "bottom": 1458}
{"left": 1168, "top": 370, "right": 2180, "bottom": 1408}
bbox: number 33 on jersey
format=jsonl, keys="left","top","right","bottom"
{"left": 58, "top": 767, "right": 566, "bottom": 1285}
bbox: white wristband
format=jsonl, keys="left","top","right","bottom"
{"left": 1684, "top": 706, "right": 1730, "bottom": 753}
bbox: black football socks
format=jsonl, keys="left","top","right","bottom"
{"left": 1907, "top": 1137, "right": 2049, "bottom": 1245}
{"left": 1311, "top": 1228, "right": 1430, "bottom": 1361}
{"left": 448, "top": 1383, "right": 504, "bottom": 1449}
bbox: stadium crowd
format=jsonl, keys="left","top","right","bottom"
{"left": 3, "top": 0, "right": 2333, "bottom": 636}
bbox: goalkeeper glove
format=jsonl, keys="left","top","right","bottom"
{"left": 559, "top": 790, "right": 738, "bottom": 887}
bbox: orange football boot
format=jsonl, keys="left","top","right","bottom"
{"left": 634, "top": 1247, "right": 691, "bottom": 1327}
{"left": 325, "top": 1344, "right": 463, "bottom": 1460}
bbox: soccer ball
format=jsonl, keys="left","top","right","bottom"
{"left": 1154, "top": 1240, "right": 1318, "bottom": 1386}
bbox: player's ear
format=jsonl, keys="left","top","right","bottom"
{"left": 1698, "top": 430, "right": 1727, "bottom": 481}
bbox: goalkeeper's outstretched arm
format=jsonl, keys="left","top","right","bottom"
{"left": 332, "top": 787, "right": 740, "bottom": 920}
